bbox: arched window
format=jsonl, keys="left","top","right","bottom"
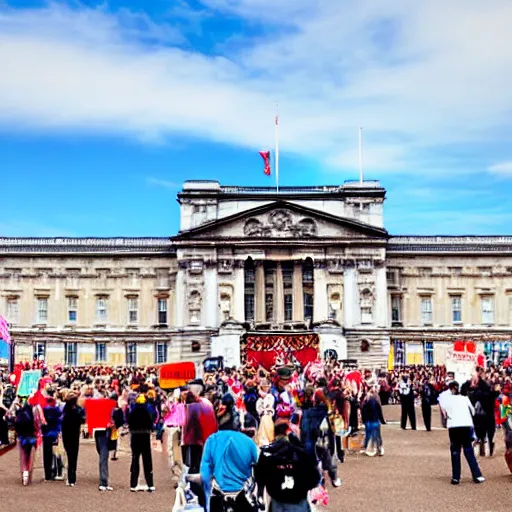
{"left": 244, "top": 258, "right": 255, "bottom": 322}
{"left": 302, "top": 258, "right": 314, "bottom": 322}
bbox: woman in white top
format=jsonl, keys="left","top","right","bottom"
{"left": 442, "top": 381, "right": 485, "bottom": 485}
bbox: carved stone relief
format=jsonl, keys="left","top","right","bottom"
{"left": 218, "top": 259, "right": 233, "bottom": 274}
{"left": 188, "top": 289, "right": 202, "bottom": 324}
{"left": 243, "top": 209, "right": 318, "bottom": 238}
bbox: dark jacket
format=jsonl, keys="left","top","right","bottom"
{"left": 127, "top": 403, "right": 154, "bottom": 435}
{"left": 255, "top": 436, "right": 320, "bottom": 504}
{"left": 62, "top": 405, "right": 85, "bottom": 444}
{"left": 42, "top": 404, "right": 62, "bottom": 442}
{"left": 361, "top": 397, "right": 386, "bottom": 425}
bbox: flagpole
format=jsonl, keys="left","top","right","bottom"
{"left": 358, "top": 126, "right": 363, "bottom": 183}
{"left": 275, "top": 104, "right": 279, "bottom": 193}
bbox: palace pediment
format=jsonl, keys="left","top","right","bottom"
{"left": 173, "top": 201, "right": 388, "bottom": 242}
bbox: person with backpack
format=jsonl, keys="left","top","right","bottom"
{"left": 42, "top": 391, "right": 64, "bottom": 481}
{"left": 127, "top": 393, "right": 156, "bottom": 492}
{"left": 255, "top": 420, "right": 321, "bottom": 512}
{"left": 14, "top": 400, "right": 38, "bottom": 486}
{"left": 62, "top": 391, "right": 86, "bottom": 487}
{"left": 420, "top": 377, "right": 437, "bottom": 432}
{"left": 198, "top": 409, "right": 258, "bottom": 512}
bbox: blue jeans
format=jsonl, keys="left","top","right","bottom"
{"left": 364, "top": 421, "right": 382, "bottom": 451}
{"left": 94, "top": 431, "right": 109, "bottom": 487}
{"left": 448, "top": 427, "right": 482, "bottom": 481}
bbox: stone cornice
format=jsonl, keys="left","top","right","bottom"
{"left": 389, "top": 236, "right": 512, "bottom": 254}
{"left": 0, "top": 237, "right": 174, "bottom": 255}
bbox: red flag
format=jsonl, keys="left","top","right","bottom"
{"left": 259, "top": 150, "right": 271, "bottom": 176}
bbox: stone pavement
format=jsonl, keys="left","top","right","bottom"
{"left": 0, "top": 406, "right": 511, "bottom": 512}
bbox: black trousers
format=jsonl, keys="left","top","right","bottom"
{"left": 422, "top": 403, "right": 432, "bottom": 432}
{"left": 43, "top": 437, "right": 56, "bottom": 480}
{"left": 182, "top": 445, "right": 205, "bottom": 507}
{"left": 130, "top": 433, "right": 154, "bottom": 488}
{"left": 64, "top": 437, "right": 80, "bottom": 485}
{"left": 475, "top": 418, "right": 496, "bottom": 455}
{"left": 401, "top": 399, "right": 416, "bottom": 430}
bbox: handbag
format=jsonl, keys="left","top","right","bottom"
{"left": 172, "top": 486, "right": 204, "bottom": 512}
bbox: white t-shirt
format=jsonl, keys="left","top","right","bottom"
{"left": 438, "top": 389, "right": 451, "bottom": 411}
{"left": 442, "top": 394, "right": 475, "bottom": 429}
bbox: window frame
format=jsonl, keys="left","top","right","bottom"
{"left": 157, "top": 298, "right": 168, "bottom": 325}
{"left": 155, "top": 341, "right": 168, "bottom": 364}
{"left": 95, "top": 342, "right": 107, "bottom": 363}
{"left": 126, "top": 342, "right": 137, "bottom": 366}
{"left": 67, "top": 296, "right": 78, "bottom": 323}
{"left": 284, "top": 294, "right": 293, "bottom": 322}
{"left": 394, "top": 340, "right": 406, "bottom": 366}
{"left": 481, "top": 296, "right": 494, "bottom": 325}
{"left": 451, "top": 295, "right": 462, "bottom": 324}
{"left": 391, "top": 295, "right": 402, "bottom": 323}
{"left": 96, "top": 297, "right": 108, "bottom": 322}
{"left": 127, "top": 297, "right": 139, "bottom": 324}
{"left": 36, "top": 298, "right": 48, "bottom": 324}
{"left": 65, "top": 342, "right": 78, "bottom": 366}
{"left": 6, "top": 298, "right": 19, "bottom": 325}
{"left": 423, "top": 341, "right": 434, "bottom": 366}
{"left": 420, "top": 297, "right": 433, "bottom": 325}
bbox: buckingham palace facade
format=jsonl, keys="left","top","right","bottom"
{"left": 2, "top": 180, "right": 512, "bottom": 369}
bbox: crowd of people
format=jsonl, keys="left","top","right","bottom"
{"left": 1, "top": 357, "right": 512, "bottom": 510}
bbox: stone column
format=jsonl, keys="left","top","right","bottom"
{"left": 233, "top": 262, "right": 245, "bottom": 323}
{"left": 313, "top": 262, "right": 328, "bottom": 322}
{"left": 375, "top": 263, "right": 389, "bottom": 327}
{"left": 203, "top": 263, "right": 219, "bottom": 328}
{"left": 175, "top": 265, "right": 185, "bottom": 327}
{"left": 275, "top": 262, "right": 284, "bottom": 323}
{"left": 293, "top": 262, "right": 304, "bottom": 321}
{"left": 255, "top": 262, "right": 265, "bottom": 322}
{"left": 343, "top": 263, "right": 356, "bottom": 328}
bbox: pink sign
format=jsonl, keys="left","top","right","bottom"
{"left": 0, "top": 315, "right": 11, "bottom": 344}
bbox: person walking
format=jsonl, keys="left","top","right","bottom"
{"left": 398, "top": 374, "right": 416, "bottom": 430}
{"left": 61, "top": 391, "right": 85, "bottom": 487}
{"left": 361, "top": 388, "right": 386, "bottom": 456}
{"left": 420, "top": 378, "right": 436, "bottom": 432}
{"left": 14, "top": 400, "right": 38, "bottom": 486}
{"left": 42, "top": 392, "right": 63, "bottom": 481}
{"left": 127, "top": 393, "right": 156, "bottom": 492}
{"left": 442, "top": 381, "right": 485, "bottom": 485}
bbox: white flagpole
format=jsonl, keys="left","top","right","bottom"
{"left": 358, "top": 126, "right": 364, "bottom": 183}
{"left": 275, "top": 104, "right": 279, "bottom": 193}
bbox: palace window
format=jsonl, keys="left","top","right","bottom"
{"left": 128, "top": 297, "right": 139, "bottom": 324}
{"left": 36, "top": 298, "right": 48, "bottom": 324}
{"left": 423, "top": 341, "right": 434, "bottom": 366}
{"left": 360, "top": 289, "right": 373, "bottom": 324}
{"left": 282, "top": 263, "right": 293, "bottom": 322}
{"left": 95, "top": 342, "right": 107, "bottom": 363}
{"left": 451, "top": 296, "right": 462, "bottom": 324}
{"left": 126, "top": 343, "right": 137, "bottom": 366}
{"left": 420, "top": 297, "right": 433, "bottom": 325}
{"left": 34, "top": 342, "right": 46, "bottom": 361}
{"left": 65, "top": 343, "right": 77, "bottom": 366}
{"left": 67, "top": 297, "right": 78, "bottom": 323}
{"left": 264, "top": 263, "right": 275, "bottom": 322}
{"left": 302, "top": 259, "right": 314, "bottom": 322}
{"left": 155, "top": 342, "right": 168, "bottom": 364}
{"left": 96, "top": 297, "right": 108, "bottom": 322}
{"left": 394, "top": 340, "right": 406, "bottom": 366}
{"left": 6, "top": 298, "right": 19, "bottom": 325}
{"left": 329, "top": 293, "right": 341, "bottom": 321}
{"left": 481, "top": 296, "right": 494, "bottom": 325}
{"left": 158, "top": 298, "right": 168, "bottom": 325}
{"left": 244, "top": 259, "right": 255, "bottom": 322}
{"left": 284, "top": 294, "right": 293, "bottom": 321}
{"left": 391, "top": 295, "right": 402, "bottom": 323}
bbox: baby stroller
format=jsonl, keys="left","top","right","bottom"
{"left": 173, "top": 465, "right": 204, "bottom": 512}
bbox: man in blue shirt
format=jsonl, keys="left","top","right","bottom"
{"left": 199, "top": 416, "right": 258, "bottom": 512}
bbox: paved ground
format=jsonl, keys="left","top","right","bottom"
{"left": 0, "top": 406, "right": 511, "bottom": 512}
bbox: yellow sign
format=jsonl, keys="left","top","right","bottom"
{"left": 388, "top": 345, "right": 394, "bottom": 370}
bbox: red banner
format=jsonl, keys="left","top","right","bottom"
{"left": 84, "top": 398, "right": 116, "bottom": 435}
{"left": 159, "top": 362, "right": 196, "bottom": 389}
{"left": 259, "top": 150, "right": 271, "bottom": 176}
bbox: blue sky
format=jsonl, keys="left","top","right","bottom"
{"left": 3, "top": 0, "right": 512, "bottom": 237}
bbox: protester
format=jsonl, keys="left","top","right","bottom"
{"left": 442, "top": 381, "right": 485, "bottom": 485}
{"left": 61, "top": 391, "right": 86, "bottom": 486}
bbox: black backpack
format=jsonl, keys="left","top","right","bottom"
{"left": 15, "top": 405, "right": 35, "bottom": 437}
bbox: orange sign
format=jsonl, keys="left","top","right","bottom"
{"left": 159, "top": 362, "right": 196, "bottom": 389}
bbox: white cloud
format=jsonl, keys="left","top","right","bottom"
{"left": 488, "top": 161, "right": 512, "bottom": 176}
{"left": 146, "top": 177, "right": 180, "bottom": 189}
{"left": 2, "top": 1, "right": 512, "bottom": 174}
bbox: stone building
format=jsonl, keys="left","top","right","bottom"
{"left": 2, "top": 180, "right": 512, "bottom": 368}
